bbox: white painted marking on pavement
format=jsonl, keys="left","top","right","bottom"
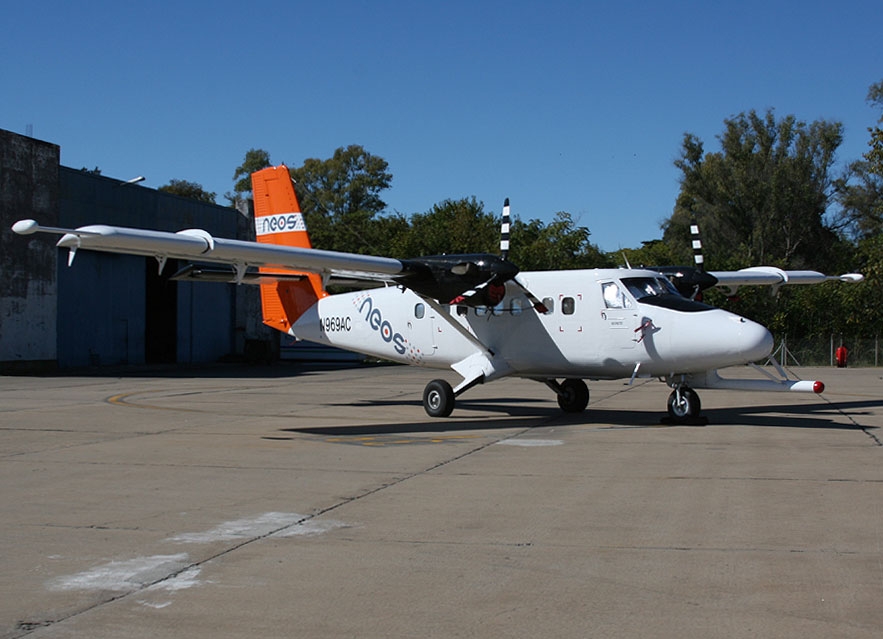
{"left": 169, "top": 512, "right": 346, "bottom": 543}
{"left": 496, "top": 439, "right": 564, "bottom": 447}
{"left": 47, "top": 554, "right": 190, "bottom": 592}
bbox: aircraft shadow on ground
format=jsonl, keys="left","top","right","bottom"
{"left": 276, "top": 398, "right": 882, "bottom": 438}
{"left": 281, "top": 397, "right": 559, "bottom": 437}
{"left": 701, "top": 399, "right": 882, "bottom": 432}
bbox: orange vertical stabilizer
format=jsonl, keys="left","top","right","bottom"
{"left": 251, "top": 165, "right": 326, "bottom": 332}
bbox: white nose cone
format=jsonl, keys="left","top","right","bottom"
{"left": 666, "top": 309, "right": 776, "bottom": 373}
{"left": 740, "top": 318, "right": 774, "bottom": 362}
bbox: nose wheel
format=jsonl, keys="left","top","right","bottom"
{"left": 666, "top": 387, "right": 703, "bottom": 423}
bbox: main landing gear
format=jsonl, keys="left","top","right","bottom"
{"left": 545, "top": 378, "right": 590, "bottom": 413}
{"left": 421, "top": 377, "right": 593, "bottom": 418}
{"left": 423, "top": 379, "right": 456, "bottom": 418}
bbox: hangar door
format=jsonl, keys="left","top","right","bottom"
{"left": 145, "top": 258, "right": 177, "bottom": 364}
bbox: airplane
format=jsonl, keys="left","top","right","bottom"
{"left": 12, "top": 165, "right": 864, "bottom": 423}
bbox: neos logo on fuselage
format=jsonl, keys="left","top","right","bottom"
{"left": 355, "top": 295, "right": 407, "bottom": 355}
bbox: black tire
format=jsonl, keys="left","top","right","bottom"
{"left": 557, "top": 378, "right": 589, "bottom": 413}
{"left": 667, "top": 387, "right": 701, "bottom": 421}
{"left": 423, "top": 379, "right": 455, "bottom": 418}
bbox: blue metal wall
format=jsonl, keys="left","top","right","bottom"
{"left": 57, "top": 168, "right": 239, "bottom": 368}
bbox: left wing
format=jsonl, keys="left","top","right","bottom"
{"left": 11, "top": 218, "right": 409, "bottom": 285}
{"left": 11, "top": 219, "right": 526, "bottom": 307}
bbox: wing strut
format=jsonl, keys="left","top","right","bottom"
{"left": 420, "top": 296, "right": 495, "bottom": 358}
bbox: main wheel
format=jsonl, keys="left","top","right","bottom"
{"left": 423, "top": 379, "right": 455, "bottom": 418}
{"left": 557, "top": 378, "right": 589, "bottom": 413}
{"left": 667, "top": 387, "right": 701, "bottom": 421}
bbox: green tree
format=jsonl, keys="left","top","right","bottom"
{"left": 394, "top": 197, "right": 498, "bottom": 257}
{"left": 865, "top": 80, "right": 883, "bottom": 176}
{"left": 614, "top": 239, "right": 678, "bottom": 270}
{"left": 229, "top": 148, "right": 272, "bottom": 203}
{"left": 836, "top": 80, "right": 883, "bottom": 239}
{"left": 289, "top": 145, "right": 392, "bottom": 253}
{"left": 664, "top": 109, "right": 844, "bottom": 271}
{"left": 509, "top": 212, "right": 613, "bottom": 271}
{"left": 158, "top": 179, "right": 217, "bottom": 204}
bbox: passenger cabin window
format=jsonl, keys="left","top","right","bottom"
{"left": 602, "top": 282, "right": 632, "bottom": 309}
{"left": 456, "top": 305, "right": 468, "bottom": 316}
{"left": 562, "top": 296, "right": 576, "bottom": 315}
{"left": 415, "top": 303, "right": 425, "bottom": 319}
{"left": 542, "top": 297, "right": 554, "bottom": 314}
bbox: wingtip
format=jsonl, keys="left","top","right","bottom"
{"left": 12, "top": 219, "right": 39, "bottom": 235}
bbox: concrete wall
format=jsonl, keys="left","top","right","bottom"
{"left": 0, "top": 131, "right": 59, "bottom": 369}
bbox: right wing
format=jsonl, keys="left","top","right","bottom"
{"left": 708, "top": 267, "right": 863, "bottom": 294}
{"left": 654, "top": 263, "right": 863, "bottom": 298}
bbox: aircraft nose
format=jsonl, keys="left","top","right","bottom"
{"left": 740, "top": 318, "right": 774, "bottom": 362}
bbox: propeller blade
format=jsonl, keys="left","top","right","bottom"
{"left": 690, "top": 221, "right": 704, "bottom": 271}
{"left": 449, "top": 275, "right": 506, "bottom": 306}
{"left": 500, "top": 198, "right": 510, "bottom": 261}
{"left": 513, "top": 276, "right": 549, "bottom": 314}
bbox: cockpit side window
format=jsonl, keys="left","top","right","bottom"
{"left": 602, "top": 282, "right": 632, "bottom": 309}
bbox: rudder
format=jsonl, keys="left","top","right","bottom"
{"left": 251, "top": 165, "right": 326, "bottom": 333}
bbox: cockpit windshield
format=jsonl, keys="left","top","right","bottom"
{"left": 621, "top": 277, "right": 680, "bottom": 300}
{"left": 618, "top": 276, "right": 713, "bottom": 312}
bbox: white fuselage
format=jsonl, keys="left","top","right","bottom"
{"left": 291, "top": 268, "right": 774, "bottom": 382}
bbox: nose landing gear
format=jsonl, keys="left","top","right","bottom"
{"left": 665, "top": 386, "right": 706, "bottom": 425}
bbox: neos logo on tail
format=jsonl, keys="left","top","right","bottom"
{"left": 256, "top": 212, "right": 306, "bottom": 236}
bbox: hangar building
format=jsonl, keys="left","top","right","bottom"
{"left": 1, "top": 128, "right": 274, "bottom": 372}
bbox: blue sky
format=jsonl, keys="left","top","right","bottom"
{"left": 2, "top": 0, "right": 881, "bottom": 252}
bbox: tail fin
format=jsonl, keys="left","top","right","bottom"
{"left": 251, "top": 165, "right": 326, "bottom": 332}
